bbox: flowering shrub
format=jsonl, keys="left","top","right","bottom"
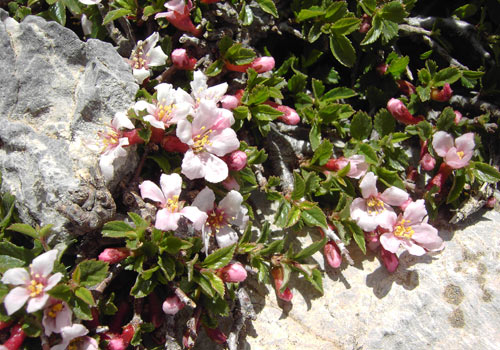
{"left": 2, "top": 1, "right": 500, "bottom": 349}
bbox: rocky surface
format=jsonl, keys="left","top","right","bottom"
{"left": 197, "top": 209, "right": 499, "bottom": 350}
{"left": 0, "top": 10, "right": 139, "bottom": 240}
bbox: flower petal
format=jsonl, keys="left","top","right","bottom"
{"left": 144, "top": 115, "right": 166, "bottom": 129}
{"left": 206, "top": 128, "right": 240, "bottom": 157}
{"left": 401, "top": 240, "right": 426, "bottom": 256}
{"left": 176, "top": 120, "right": 194, "bottom": 145}
{"left": 1, "top": 268, "right": 30, "bottom": 285}
{"left": 155, "top": 209, "right": 181, "bottom": 231}
{"left": 133, "top": 68, "right": 150, "bottom": 84}
{"left": 181, "top": 150, "right": 205, "bottom": 180}
{"left": 380, "top": 186, "right": 409, "bottom": 206}
{"left": 112, "top": 112, "right": 134, "bottom": 130}
{"left": 201, "top": 83, "right": 228, "bottom": 102}
{"left": 432, "top": 131, "right": 454, "bottom": 157}
{"left": 455, "top": 132, "right": 475, "bottom": 154}
{"left": 139, "top": 180, "right": 166, "bottom": 204}
{"left": 403, "top": 199, "right": 427, "bottom": 223}
{"left": 147, "top": 46, "right": 168, "bottom": 67}
{"left": 192, "top": 187, "right": 215, "bottom": 213}
{"left": 359, "top": 172, "right": 378, "bottom": 199}
{"left": 31, "top": 249, "right": 58, "bottom": 277}
{"left": 411, "top": 223, "right": 444, "bottom": 251}
{"left": 375, "top": 207, "right": 398, "bottom": 230}
{"left": 180, "top": 206, "right": 208, "bottom": 231}
{"left": 45, "top": 273, "right": 63, "bottom": 291}
{"left": 3, "top": 287, "right": 30, "bottom": 315}
{"left": 219, "top": 191, "right": 243, "bottom": 219}
{"left": 201, "top": 153, "right": 229, "bottom": 183}
{"left": 27, "top": 293, "right": 50, "bottom": 313}
{"left": 215, "top": 226, "right": 238, "bottom": 248}
{"left": 380, "top": 233, "right": 401, "bottom": 253}
{"left": 159, "top": 173, "right": 182, "bottom": 201}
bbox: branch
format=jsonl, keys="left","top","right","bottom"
{"left": 450, "top": 183, "right": 495, "bottom": 224}
{"left": 450, "top": 95, "right": 500, "bottom": 119}
{"left": 227, "top": 287, "right": 256, "bottom": 350}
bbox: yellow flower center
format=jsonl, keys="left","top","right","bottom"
{"left": 366, "top": 197, "right": 385, "bottom": 214}
{"left": 28, "top": 279, "right": 44, "bottom": 298}
{"left": 192, "top": 126, "right": 213, "bottom": 153}
{"left": 132, "top": 43, "right": 146, "bottom": 69}
{"left": 156, "top": 99, "right": 173, "bottom": 123}
{"left": 206, "top": 210, "right": 225, "bottom": 232}
{"left": 48, "top": 302, "right": 64, "bottom": 318}
{"left": 68, "top": 339, "right": 81, "bottom": 350}
{"left": 457, "top": 151, "right": 464, "bottom": 159}
{"left": 166, "top": 195, "right": 180, "bottom": 212}
{"left": 394, "top": 219, "right": 415, "bottom": 239}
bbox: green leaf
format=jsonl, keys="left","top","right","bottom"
{"left": 274, "top": 199, "right": 291, "bottom": 228}
{"left": 293, "top": 235, "right": 327, "bottom": 261}
{"left": 62, "top": 0, "right": 81, "bottom": 14}
{"left": 374, "top": 108, "right": 395, "bottom": 136}
{"left": 311, "top": 140, "right": 333, "bottom": 166}
{"left": 296, "top": 6, "right": 325, "bottom": 22}
{"left": 436, "top": 107, "right": 456, "bottom": 131}
{"left": 194, "top": 271, "right": 215, "bottom": 297}
{"left": 205, "top": 59, "right": 224, "bottom": 77}
{"left": 311, "top": 79, "right": 325, "bottom": 99}
{"left": 225, "top": 43, "right": 256, "bottom": 65}
{"left": 102, "top": 8, "right": 132, "bottom": 25}
{"left": 471, "top": 162, "right": 500, "bottom": 183}
{"left": 331, "top": 17, "right": 361, "bottom": 35}
{"left": 345, "top": 221, "right": 366, "bottom": 254}
{"left": 250, "top": 105, "right": 283, "bottom": 121}
{"left": 49, "top": 1, "right": 66, "bottom": 26}
{"left": 0, "top": 242, "right": 34, "bottom": 265}
{"left": 321, "top": 87, "right": 357, "bottom": 102}
{"left": 418, "top": 68, "right": 432, "bottom": 85}
{"left": 361, "top": 14, "right": 382, "bottom": 45}
{"left": 288, "top": 73, "right": 308, "bottom": 94}
{"left": 432, "top": 67, "right": 461, "bottom": 87}
{"left": 47, "top": 284, "right": 72, "bottom": 303}
{"left": 308, "top": 268, "right": 323, "bottom": 294}
{"left": 358, "top": 143, "right": 378, "bottom": 164}
{"left": 22, "top": 317, "right": 42, "bottom": 337}
{"left": 453, "top": 4, "right": 477, "bottom": 19}
{"left": 291, "top": 172, "right": 305, "bottom": 200}
{"left": 101, "top": 221, "right": 137, "bottom": 239}
{"left": 379, "top": 18, "right": 399, "bottom": 43}
{"left": 233, "top": 106, "right": 251, "bottom": 120}
{"left": 164, "top": 236, "right": 193, "bottom": 255}
{"left": 201, "top": 271, "right": 225, "bottom": 298}
{"left": 142, "top": 5, "right": 159, "bottom": 18}
{"left": 284, "top": 205, "right": 302, "bottom": 228}
{"left": 387, "top": 56, "right": 409, "bottom": 78}
{"left": 239, "top": 4, "right": 254, "bottom": 26}
{"left": 376, "top": 168, "right": 405, "bottom": 189}
{"left": 309, "top": 123, "right": 321, "bottom": 151}
{"left": 38, "top": 224, "right": 53, "bottom": 239}
{"left": 0, "top": 255, "right": 25, "bottom": 274}
{"left": 360, "top": 0, "right": 377, "bottom": 15}
{"left": 416, "top": 85, "right": 431, "bottom": 101}
{"left": 248, "top": 85, "right": 270, "bottom": 105}
{"left": 70, "top": 297, "right": 92, "bottom": 320}
{"left": 202, "top": 244, "right": 236, "bottom": 269}
{"left": 7, "top": 223, "right": 38, "bottom": 239}
{"left": 325, "top": 1, "right": 347, "bottom": 21}
{"left": 148, "top": 155, "right": 170, "bottom": 174}
{"left": 75, "top": 287, "right": 95, "bottom": 306}
{"left": 259, "top": 239, "right": 284, "bottom": 256}
{"left": 329, "top": 34, "right": 356, "bottom": 67}
{"left": 75, "top": 260, "right": 108, "bottom": 288}
{"left": 256, "top": 0, "right": 278, "bottom": 18}
{"left": 158, "top": 253, "right": 176, "bottom": 281}
{"left": 131, "top": 274, "right": 157, "bottom": 298}
{"left": 350, "top": 111, "right": 372, "bottom": 140}
{"left": 380, "top": 1, "right": 408, "bottom": 22}
{"left": 447, "top": 172, "right": 466, "bottom": 204}
{"left": 300, "top": 206, "right": 327, "bottom": 229}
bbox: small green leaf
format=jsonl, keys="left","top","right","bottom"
{"left": 293, "top": 235, "right": 327, "bottom": 261}
{"left": 311, "top": 79, "right": 325, "bottom": 99}
{"left": 256, "top": 0, "right": 278, "bottom": 18}
{"left": 38, "top": 224, "right": 53, "bottom": 239}
{"left": 130, "top": 274, "right": 157, "bottom": 298}
{"left": 296, "top": 6, "right": 325, "bottom": 22}
{"left": 284, "top": 205, "right": 301, "bottom": 228}
{"left": 75, "top": 287, "right": 95, "bottom": 306}
{"left": 7, "top": 223, "right": 38, "bottom": 239}
{"left": 288, "top": 73, "right": 308, "bottom": 94}
{"left": 432, "top": 67, "right": 461, "bottom": 87}
{"left": 447, "top": 172, "right": 466, "bottom": 204}
{"left": 75, "top": 260, "right": 109, "bottom": 288}
{"left": 350, "top": 111, "right": 372, "bottom": 140}
{"left": 202, "top": 244, "right": 236, "bottom": 269}
{"left": 321, "top": 87, "right": 357, "bottom": 102}
{"left": 436, "top": 107, "right": 456, "bottom": 131}
{"left": 358, "top": 143, "right": 378, "bottom": 164}
{"left": 325, "top": 1, "right": 347, "bottom": 21}
{"left": 361, "top": 14, "right": 382, "bottom": 45}
{"left": 164, "top": 236, "right": 193, "bottom": 255}
{"left": 416, "top": 85, "right": 431, "bottom": 101}
{"left": 418, "top": 68, "right": 432, "bottom": 85}
{"left": 102, "top": 221, "right": 137, "bottom": 239}
{"left": 239, "top": 4, "right": 254, "bottom": 26}
{"left": 142, "top": 5, "right": 159, "bottom": 18}
{"left": 47, "top": 284, "right": 72, "bottom": 303}
{"left": 259, "top": 239, "right": 285, "bottom": 256}
{"left": 201, "top": 271, "right": 225, "bottom": 298}
{"left": 309, "top": 123, "right": 321, "bottom": 151}
{"left": 225, "top": 43, "right": 256, "bottom": 65}
{"left": 248, "top": 85, "right": 270, "bottom": 105}
{"left": 158, "top": 253, "right": 176, "bottom": 281}
{"left": 345, "top": 221, "right": 366, "bottom": 254}
{"left": 311, "top": 140, "right": 333, "bottom": 166}
{"left": 291, "top": 172, "right": 306, "bottom": 200}
{"left": 374, "top": 108, "right": 395, "bottom": 136}
{"left": 250, "top": 104, "right": 283, "bottom": 121}
{"left": 274, "top": 199, "right": 291, "bottom": 228}
{"left": 62, "top": 0, "right": 81, "bottom": 14}
{"left": 205, "top": 59, "right": 224, "bottom": 77}
{"left": 0, "top": 255, "right": 25, "bottom": 274}
{"left": 71, "top": 297, "right": 93, "bottom": 320}
{"left": 102, "top": 8, "right": 132, "bottom": 25}
{"left": 360, "top": 0, "right": 377, "bottom": 15}
{"left": 331, "top": 17, "right": 361, "bottom": 35}
{"left": 329, "top": 34, "right": 356, "bottom": 67}
{"left": 471, "top": 162, "right": 500, "bottom": 183}
{"left": 49, "top": 1, "right": 66, "bottom": 26}
{"left": 300, "top": 206, "right": 327, "bottom": 229}
{"left": 387, "top": 55, "right": 409, "bottom": 78}
{"left": 453, "top": 4, "right": 477, "bottom": 19}
{"left": 0, "top": 242, "right": 34, "bottom": 265}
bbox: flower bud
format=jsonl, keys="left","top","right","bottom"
{"left": 420, "top": 153, "right": 436, "bottom": 171}
{"left": 376, "top": 63, "right": 388, "bottom": 76}
{"left": 359, "top": 14, "right": 372, "bottom": 33}
{"left": 324, "top": 157, "right": 348, "bottom": 171}
{"left": 250, "top": 56, "right": 275, "bottom": 73}
{"left": 218, "top": 263, "right": 247, "bottom": 283}
{"left": 225, "top": 61, "right": 251, "bottom": 72}
{"left": 220, "top": 95, "right": 240, "bottom": 110}
{"left": 225, "top": 150, "right": 247, "bottom": 171}
{"left": 380, "top": 247, "right": 399, "bottom": 273}
{"left": 430, "top": 83, "right": 453, "bottom": 102}
{"left": 396, "top": 80, "right": 416, "bottom": 96}
{"left": 98, "top": 248, "right": 130, "bottom": 264}
{"left": 454, "top": 110, "right": 462, "bottom": 124}
{"left": 222, "top": 176, "right": 240, "bottom": 191}
{"left": 387, "top": 98, "right": 423, "bottom": 125}
{"left": 162, "top": 295, "right": 185, "bottom": 315}
{"left": 365, "top": 231, "right": 380, "bottom": 252}
{"left": 276, "top": 105, "right": 300, "bottom": 125}
{"left": 161, "top": 135, "right": 189, "bottom": 153}
{"left": 324, "top": 241, "right": 342, "bottom": 268}
{"left": 203, "top": 326, "right": 227, "bottom": 344}
{"left": 271, "top": 267, "right": 293, "bottom": 302}
{"left": 171, "top": 48, "right": 197, "bottom": 70}
{"left": 486, "top": 196, "right": 496, "bottom": 208}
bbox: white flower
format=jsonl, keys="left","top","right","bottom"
{"left": 1, "top": 250, "right": 62, "bottom": 315}
{"left": 128, "top": 32, "right": 168, "bottom": 84}
{"left": 50, "top": 324, "right": 97, "bottom": 350}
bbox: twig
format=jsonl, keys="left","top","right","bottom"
{"left": 450, "top": 183, "right": 494, "bottom": 224}
{"left": 92, "top": 264, "right": 124, "bottom": 294}
{"left": 227, "top": 287, "right": 256, "bottom": 350}
{"left": 450, "top": 95, "right": 500, "bottom": 118}
{"left": 321, "top": 226, "right": 354, "bottom": 265}
{"left": 173, "top": 286, "right": 196, "bottom": 309}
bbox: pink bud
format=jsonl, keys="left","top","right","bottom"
{"left": 98, "top": 248, "right": 130, "bottom": 264}
{"left": 365, "top": 231, "right": 380, "bottom": 252}
{"left": 276, "top": 105, "right": 300, "bottom": 125}
{"left": 431, "top": 83, "right": 453, "bottom": 102}
{"left": 218, "top": 263, "right": 247, "bottom": 283}
{"left": 486, "top": 196, "right": 496, "bottom": 208}
{"left": 376, "top": 63, "right": 388, "bottom": 76}
{"left": 380, "top": 247, "right": 399, "bottom": 273}
{"left": 396, "top": 80, "right": 416, "bottom": 96}
{"left": 250, "top": 56, "right": 275, "bottom": 73}
{"left": 454, "top": 110, "right": 462, "bottom": 124}
{"left": 324, "top": 157, "right": 348, "bottom": 171}
{"left": 161, "top": 135, "right": 189, "bottom": 153}
{"left": 225, "top": 150, "right": 247, "bottom": 171}
{"left": 171, "top": 48, "right": 197, "bottom": 70}
{"left": 359, "top": 14, "right": 371, "bottom": 33}
{"left": 162, "top": 295, "right": 185, "bottom": 315}
{"left": 108, "top": 337, "right": 127, "bottom": 350}
{"left": 387, "top": 98, "right": 423, "bottom": 125}
{"left": 221, "top": 176, "right": 240, "bottom": 191}
{"left": 220, "top": 95, "right": 240, "bottom": 110}
{"left": 271, "top": 267, "right": 293, "bottom": 302}
{"left": 324, "top": 241, "right": 342, "bottom": 268}
{"left": 203, "top": 326, "right": 227, "bottom": 344}
{"left": 420, "top": 153, "right": 436, "bottom": 171}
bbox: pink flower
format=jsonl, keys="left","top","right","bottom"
{"left": 431, "top": 83, "right": 453, "bottom": 102}
{"left": 98, "top": 248, "right": 130, "bottom": 264}
{"left": 271, "top": 267, "right": 293, "bottom": 302}
{"left": 176, "top": 100, "right": 239, "bottom": 183}
{"left": 1, "top": 250, "right": 62, "bottom": 315}
{"left": 249, "top": 56, "right": 275, "bottom": 73}
{"left": 155, "top": 0, "right": 201, "bottom": 36}
{"left": 192, "top": 187, "right": 248, "bottom": 251}
{"left": 42, "top": 299, "right": 72, "bottom": 336}
{"left": 171, "top": 48, "right": 197, "bottom": 70}
{"left": 432, "top": 131, "right": 475, "bottom": 169}
{"left": 139, "top": 173, "right": 207, "bottom": 231}
{"left": 325, "top": 155, "right": 368, "bottom": 179}
{"left": 276, "top": 105, "right": 300, "bottom": 125}
{"left": 50, "top": 324, "right": 97, "bottom": 350}
{"left": 376, "top": 63, "right": 388, "bottom": 76}
{"left": 380, "top": 200, "right": 444, "bottom": 256}
{"left": 134, "top": 83, "right": 189, "bottom": 130}
{"left": 162, "top": 295, "right": 185, "bottom": 315}
{"left": 380, "top": 247, "right": 399, "bottom": 273}
{"left": 221, "top": 176, "right": 240, "bottom": 191}
{"left": 324, "top": 241, "right": 342, "bottom": 268}
{"left": 387, "top": 98, "right": 423, "bottom": 125}
{"left": 350, "top": 172, "right": 409, "bottom": 232}
{"left": 454, "top": 110, "right": 462, "bottom": 124}
{"left": 225, "top": 150, "right": 247, "bottom": 171}
{"left": 218, "top": 263, "right": 247, "bottom": 283}
{"left": 420, "top": 153, "right": 436, "bottom": 171}
{"left": 127, "top": 32, "right": 168, "bottom": 84}
{"left": 220, "top": 95, "right": 240, "bottom": 110}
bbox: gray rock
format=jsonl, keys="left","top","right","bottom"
{"left": 0, "top": 10, "right": 139, "bottom": 240}
{"left": 232, "top": 210, "right": 499, "bottom": 350}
